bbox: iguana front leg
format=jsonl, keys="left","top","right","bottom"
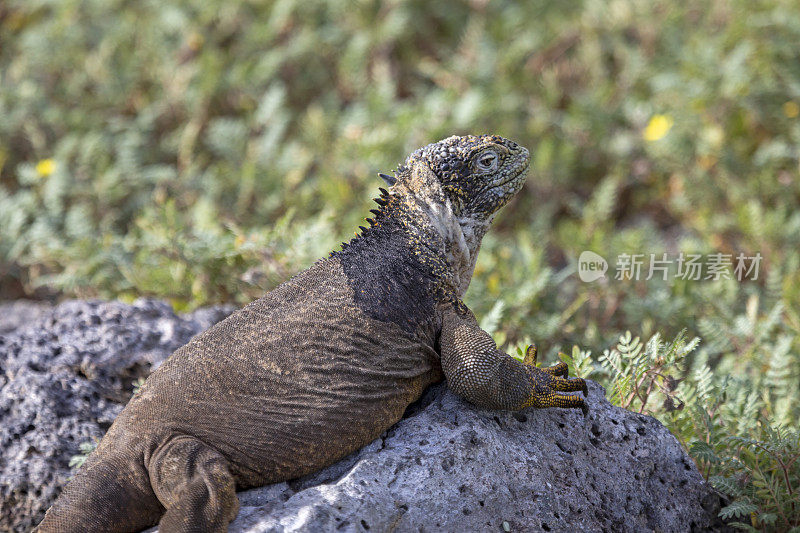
{"left": 440, "top": 303, "right": 588, "bottom": 414}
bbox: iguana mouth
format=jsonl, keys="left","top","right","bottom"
{"left": 495, "top": 164, "right": 528, "bottom": 188}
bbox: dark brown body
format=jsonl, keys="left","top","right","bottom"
{"left": 39, "top": 256, "right": 446, "bottom": 532}
{"left": 124, "top": 257, "right": 442, "bottom": 487}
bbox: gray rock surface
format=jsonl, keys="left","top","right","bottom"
{"left": 0, "top": 299, "right": 234, "bottom": 532}
{"left": 215, "top": 382, "right": 723, "bottom": 533}
{"left": 1, "top": 299, "right": 722, "bottom": 532}
{"left": 0, "top": 300, "right": 52, "bottom": 334}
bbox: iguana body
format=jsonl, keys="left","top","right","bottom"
{"left": 38, "top": 135, "right": 587, "bottom": 533}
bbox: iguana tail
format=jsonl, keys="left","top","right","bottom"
{"left": 37, "top": 435, "right": 239, "bottom": 532}
{"left": 36, "top": 451, "right": 162, "bottom": 533}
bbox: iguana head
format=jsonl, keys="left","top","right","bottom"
{"left": 400, "top": 134, "right": 530, "bottom": 222}
{"left": 381, "top": 134, "right": 530, "bottom": 295}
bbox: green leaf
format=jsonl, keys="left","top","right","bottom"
{"left": 719, "top": 500, "right": 758, "bottom": 520}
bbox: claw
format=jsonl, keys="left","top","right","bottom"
{"left": 523, "top": 345, "right": 538, "bottom": 366}
{"left": 535, "top": 391, "right": 587, "bottom": 412}
{"left": 543, "top": 361, "right": 569, "bottom": 378}
{"left": 524, "top": 346, "right": 570, "bottom": 379}
{"left": 522, "top": 367, "right": 589, "bottom": 413}
{"left": 549, "top": 374, "right": 587, "bottom": 397}
{"left": 520, "top": 352, "right": 589, "bottom": 414}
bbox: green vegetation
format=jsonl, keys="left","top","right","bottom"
{"left": 67, "top": 439, "right": 98, "bottom": 471}
{"left": 2, "top": 0, "right": 799, "bottom": 529}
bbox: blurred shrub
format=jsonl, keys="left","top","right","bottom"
{"left": 2, "top": 0, "right": 800, "bottom": 527}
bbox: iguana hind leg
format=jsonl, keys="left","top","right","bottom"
{"left": 148, "top": 435, "right": 239, "bottom": 533}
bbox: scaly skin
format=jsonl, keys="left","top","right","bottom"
{"left": 37, "top": 134, "right": 587, "bottom": 533}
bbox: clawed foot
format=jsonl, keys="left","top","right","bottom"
{"left": 523, "top": 345, "right": 589, "bottom": 415}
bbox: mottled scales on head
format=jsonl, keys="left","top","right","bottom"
{"left": 402, "top": 134, "right": 530, "bottom": 220}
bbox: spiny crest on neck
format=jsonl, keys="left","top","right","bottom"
{"left": 331, "top": 185, "right": 393, "bottom": 254}
{"left": 331, "top": 164, "right": 474, "bottom": 296}
{"left": 336, "top": 157, "right": 438, "bottom": 233}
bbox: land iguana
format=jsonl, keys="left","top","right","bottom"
{"left": 37, "top": 134, "right": 588, "bottom": 533}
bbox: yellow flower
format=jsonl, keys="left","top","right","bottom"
{"left": 643, "top": 114, "right": 673, "bottom": 142}
{"left": 35, "top": 159, "right": 56, "bottom": 177}
{"left": 783, "top": 101, "right": 799, "bottom": 119}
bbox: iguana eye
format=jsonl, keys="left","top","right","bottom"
{"left": 475, "top": 150, "right": 499, "bottom": 172}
